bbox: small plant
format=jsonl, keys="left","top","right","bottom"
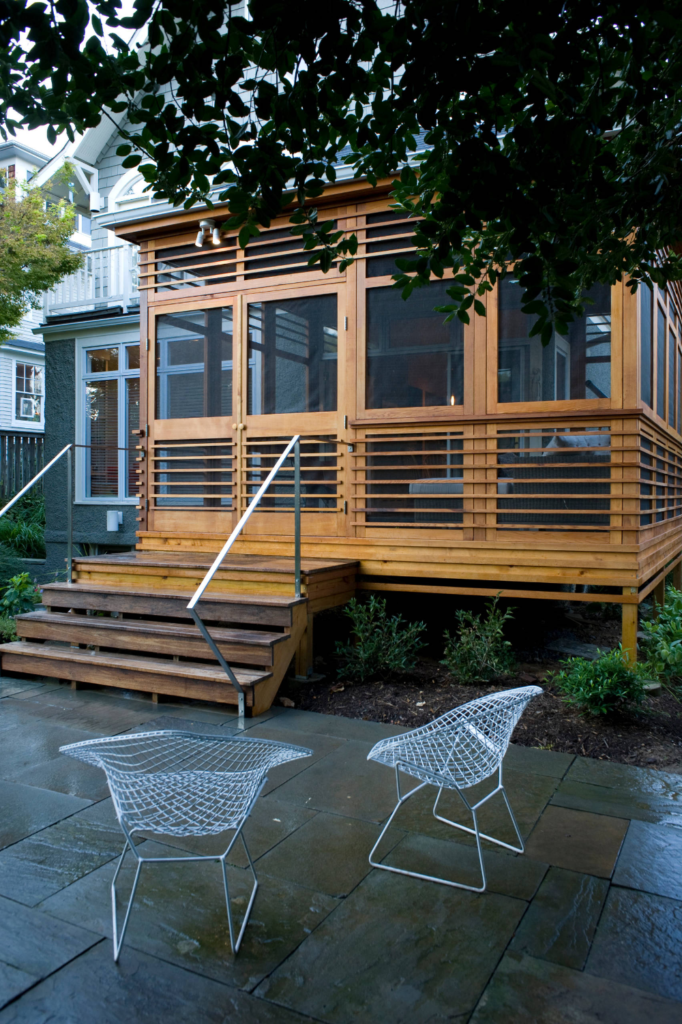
{"left": 335, "top": 596, "right": 426, "bottom": 683}
{"left": 0, "top": 491, "right": 45, "bottom": 559}
{"left": 0, "top": 616, "right": 18, "bottom": 643}
{"left": 549, "top": 647, "right": 646, "bottom": 716}
{"left": 441, "top": 597, "right": 516, "bottom": 683}
{"left": 0, "top": 573, "right": 41, "bottom": 617}
{"left": 639, "top": 585, "right": 682, "bottom": 679}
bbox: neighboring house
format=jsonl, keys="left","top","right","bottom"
{"left": 30, "top": 120, "right": 150, "bottom": 575}
{"left": 0, "top": 142, "right": 52, "bottom": 495}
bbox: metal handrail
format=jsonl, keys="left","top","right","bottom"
{"left": 187, "top": 434, "right": 301, "bottom": 720}
{"left": 0, "top": 443, "right": 74, "bottom": 583}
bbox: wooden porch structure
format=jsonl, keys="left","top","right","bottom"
{"left": 5, "top": 179, "right": 682, "bottom": 712}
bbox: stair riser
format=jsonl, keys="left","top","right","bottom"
{"left": 42, "top": 592, "right": 294, "bottom": 627}
{"left": 1, "top": 651, "right": 252, "bottom": 707}
{"left": 16, "top": 624, "right": 277, "bottom": 667}
{"left": 73, "top": 569, "right": 303, "bottom": 597}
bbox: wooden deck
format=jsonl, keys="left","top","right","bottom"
{"left": 3, "top": 553, "right": 358, "bottom": 715}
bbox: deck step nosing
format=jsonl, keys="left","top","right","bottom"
{"left": 16, "top": 612, "right": 286, "bottom": 647}
{"left": 1, "top": 641, "right": 271, "bottom": 686}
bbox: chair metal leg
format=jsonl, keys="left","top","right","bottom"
{"left": 110, "top": 810, "right": 261, "bottom": 962}
{"left": 220, "top": 832, "right": 258, "bottom": 955}
{"left": 368, "top": 765, "right": 525, "bottom": 893}
{"left": 432, "top": 765, "right": 524, "bottom": 855}
{"left": 368, "top": 768, "right": 488, "bottom": 892}
{"left": 111, "top": 837, "right": 143, "bottom": 963}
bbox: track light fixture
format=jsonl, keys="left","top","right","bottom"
{"left": 212, "top": 225, "right": 221, "bottom": 246}
{"left": 194, "top": 218, "right": 216, "bottom": 247}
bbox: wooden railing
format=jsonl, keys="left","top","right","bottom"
{"left": 141, "top": 415, "right": 682, "bottom": 548}
{"left": 0, "top": 432, "right": 45, "bottom": 500}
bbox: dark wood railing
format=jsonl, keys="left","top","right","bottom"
{"left": 0, "top": 432, "right": 45, "bottom": 500}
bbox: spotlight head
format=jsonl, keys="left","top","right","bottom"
{"left": 211, "top": 225, "right": 221, "bottom": 246}
{"left": 195, "top": 229, "right": 205, "bottom": 247}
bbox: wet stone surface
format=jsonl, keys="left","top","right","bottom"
{"left": 1, "top": 678, "right": 682, "bottom": 1022}
{"left": 509, "top": 866, "right": 609, "bottom": 970}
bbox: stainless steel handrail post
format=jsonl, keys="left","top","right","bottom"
{"left": 66, "top": 448, "right": 73, "bottom": 584}
{"left": 187, "top": 434, "right": 302, "bottom": 724}
{"left": 294, "top": 438, "right": 301, "bottom": 600}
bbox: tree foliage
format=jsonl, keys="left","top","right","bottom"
{"left": 0, "top": 170, "right": 83, "bottom": 341}
{"left": 3, "top": 1, "right": 682, "bottom": 334}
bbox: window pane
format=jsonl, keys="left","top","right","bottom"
{"left": 657, "top": 304, "right": 666, "bottom": 418}
{"left": 126, "top": 344, "right": 140, "bottom": 370}
{"left": 126, "top": 378, "right": 140, "bottom": 497}
{"left": 156, "top": 307, "right": 233, "bottom": 419}
{"left": 641, "top": 285, "right": 653, "bottom": 407}
{"left": 498, "top": 280, "right": 611, "bottom": 402}
{"left": 247, "top": 295, "right": 337, "bottom": 414}
{"left": 15, "top": 363, "right": 43, "bottom": 421}
{"left": 86, "top": 378, "right": 118, "bottom": 496}
{"left": 87, "top": 347, "right": 119, "bottom": 373}
{"left": 366, "top": 281, "right": 463, "bottom": 409}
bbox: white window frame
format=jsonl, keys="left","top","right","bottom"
{"left": 77, "top": 338, "right": 140, "bottom": 504}
{"left": 11, "top": 359, "right": 45, "bottom": 429}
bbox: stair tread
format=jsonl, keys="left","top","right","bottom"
{"left": 41, "top": 583, "right": 306, "bottom": 607}
{"left": 16, "top": 612, "right": 287, "bottom": 647}
{"left": 2, "top": 641, "right": 271, "bottom": 686}
{"left": 73, "top": 552, "right": 358, "bottom": 576}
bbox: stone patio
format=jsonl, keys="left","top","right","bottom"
{"left": 0, "top": 675, "right": 682, "bottom": 1022}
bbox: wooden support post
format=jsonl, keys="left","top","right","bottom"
{"left": 70, "top": 679, "right": 80, "bottom": 690}
{"left": 673, "top": 559, "right": 682, "bottom": 592}
{"left": 652, "top": 579, "right": 666, "bottom": 617}
{"left": 621, "top": 603, "right": 638, "bottom": 664}
{"left": 295, "top": 611, "right": 314, "bottom": 678}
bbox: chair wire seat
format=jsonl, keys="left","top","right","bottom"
{"left": 367, "top": 686, "right": 542, "bottom": 892}
{"left": 60, "top": 730, "right": 312, "bottom": 960}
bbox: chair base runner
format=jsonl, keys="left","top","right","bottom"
{"left": 368, "top": 765, "right": 524, "bottom": 893}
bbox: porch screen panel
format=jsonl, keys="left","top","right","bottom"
{"left": 366, "top": 280, "right": 464, "bottom": 409}
{"left": 657, "top": 304, "right": 666, "bottom": 419}
{"left": 670, "top": 327, "right": 676, "bottom": 428}
{"left": 156, "top": 307, "right": 233, "bottom": 419}
{"left": 641, "top": 285, "right": 653, "bottom": 408}
{"left": 86, "top": 378, "right": 118, "bottom": 496}
{"left": 498, "top": 281, "right": 611, "bottom": 402}
{"left": 247, "top": 295, "right": 337, "bottom": 414}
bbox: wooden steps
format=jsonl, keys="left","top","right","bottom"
{"left": 15, "top": 611, "right": 287, "bottom": 667}
{"left": 1, "top": 642, "right": 270, "bottom": 709}
{"left": 2, "top": 552, "right": 358, "bottom": 715}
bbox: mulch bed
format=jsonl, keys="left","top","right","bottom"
{"left": 279, "top": 606, "right": 682, "bottom": 772}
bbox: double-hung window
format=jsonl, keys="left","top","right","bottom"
{"left": 82, "top": 342, "right": 140, "bottom": 499}
{"left": 13, "top": 362, "right": 44, "bottom": 427}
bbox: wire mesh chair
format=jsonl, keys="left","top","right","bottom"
{"left": 60, "top": 730, "right": 312, "bottom": 960}
{"left": 367, "top": 686, "right": 542, "bottom": 892}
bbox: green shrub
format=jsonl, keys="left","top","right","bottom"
{"left": 0, "top": 491, "right": 45, "bottom": 559}
{"left": 550, "top": 647, "right": 646, "bottom": 716}
{"left": 0, "top": 616, "right": 18, "bottom": 643}
{"left": 0, "top": 573, "right": 41, "bottom": 617}
{"left": 335, "top": 596, "right": 426, "bottom": 683}
{"left": 639, "top": 585, "right": 682, "bottom": 678}
{"left": 441, "top": 597, "right": 516, "bottom": 683}
{"left": 0, "top": 545, "right": 27, "bottom": 588}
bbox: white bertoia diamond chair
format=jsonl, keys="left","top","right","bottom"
{"left": 60, "top": 730, "right": 312, "bottom": 960}
{"left": 367, "top": 686, "right": 542, "bottom": 891}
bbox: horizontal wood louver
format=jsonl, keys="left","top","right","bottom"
{"left": 150, "top": 439, "right": 235, "bottom": 508}
{"left": 242, "top": 435, "right": 340, "bottom": 514}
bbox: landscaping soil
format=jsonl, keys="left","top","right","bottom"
{"left": 280, "top": 604, "right": 682, "bottom": 772}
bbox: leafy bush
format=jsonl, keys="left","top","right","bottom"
{"left": 639, "top": 585, "right": 682, "bottom": 678}
{"left": 441, "top": 597, "right": 516, "bottom": 683}
{"left": 0, "top": 616, "right": 18, "bottom": 643}
{"left": 335, "top": 596, "right": 426, "bottom": 683}
{"left": 0, "top": 545, "right": 27, "bottom": 588}
{"left": 0, "top": 573, "right": 41, "bottom": 617}
{"left": 0, "top": 491, "right": 45, "bottom": 559}
{"left": 550, "top": 647, "right": 646, "bottom": 716}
